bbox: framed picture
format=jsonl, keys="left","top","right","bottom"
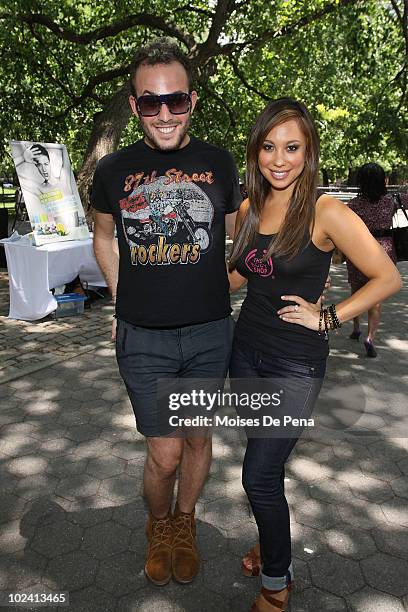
{"left": 10, "top": 140, "right": 90, "bottom": 246}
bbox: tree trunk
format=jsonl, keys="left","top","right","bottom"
{"left": 321, "top": 168, "right": 329, "bottom": 186}
{"left": 347, "top": 166, "right": 358, "bottom": 186}
{"left": 76, "top": 82, "right": 132, "bottom": 221}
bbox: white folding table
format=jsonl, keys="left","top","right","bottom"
{"left": 4, "top": 238, "right": 106, "bottom": 320}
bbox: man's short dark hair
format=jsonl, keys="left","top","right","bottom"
{"left": 32, "top": 144, "right": 49, "bottom": 159}
{"left": 129, "top": 37, "right": 193, "bottom": 97}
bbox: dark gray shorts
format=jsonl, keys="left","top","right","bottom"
{"left": 116, "top": 316, "right": 235, "bottom": 437}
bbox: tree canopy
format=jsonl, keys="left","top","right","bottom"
{"left": 1, "top": 0, "right": 407, "bottom": 191}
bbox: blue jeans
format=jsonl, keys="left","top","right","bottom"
{"left": 229, "top": 339, "right": 326, "bottom": 590}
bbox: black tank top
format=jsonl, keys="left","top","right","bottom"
{"left": 234, "top": 232, "right": 333, "bottom": 360}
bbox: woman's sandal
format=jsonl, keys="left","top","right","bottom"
{"left": 250, "top": 584, "right": 293, "bottom": 612}
{"left": 242, "top": 542, "right": 261, "bottom": 576}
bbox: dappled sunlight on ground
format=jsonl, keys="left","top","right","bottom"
{"left": 0, "top": 262, "right": 407, "bottom": 609}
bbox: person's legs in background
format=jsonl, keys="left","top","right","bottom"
{"left": 348, "top": 281, "right": 381, "bottom": 357}
{"left": 365, "top": 302, "right": 382, "bottom": 357}
{"left": 349, "top": 283, "right": 362, "bottom": 339}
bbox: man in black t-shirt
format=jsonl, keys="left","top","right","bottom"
{"left": 92, "top": 38, "right": 241, "bottom": 587}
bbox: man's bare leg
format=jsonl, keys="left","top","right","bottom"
{"left": 177, "top": 436, "right": 212, "bottom": 513}
{"left": 143, "top": 437, "right": 184, "bottom": 585}
{"left": 144, "top": 437, "right": 184, "bottom": 518}
{"left": 171, "top": 435, "right": 212, "bottom": 583}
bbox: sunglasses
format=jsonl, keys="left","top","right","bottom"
{"left": 136, "top": 92, "right": 191, "bottom": 117}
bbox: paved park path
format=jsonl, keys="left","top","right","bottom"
{"left": 0, "top": 260, "right": 407, "bottom": 611}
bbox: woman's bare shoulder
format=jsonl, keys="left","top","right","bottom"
{"left": 315, "top": 193, "right": 347, "bottom": 217}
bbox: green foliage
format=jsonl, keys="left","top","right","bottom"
{"left": 0, "top": 0, "right": 407, "bottom": 182}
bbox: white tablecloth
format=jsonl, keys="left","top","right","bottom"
{"left": 4, "top": 239, "right": 106, "bottom": 320}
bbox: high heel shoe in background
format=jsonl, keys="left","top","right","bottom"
{"left": 364, "top": 338, "right": 377, "bottom": 358}
{"left": 242, "top": 542, "right": 261, "bottom": 576}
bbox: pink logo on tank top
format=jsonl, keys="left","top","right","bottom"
{"left": 245, "top": 249, "right": 274, "bottom": 277}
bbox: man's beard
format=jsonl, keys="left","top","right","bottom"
{"left": 141, "top": 116, "right": 191, "bottom": 151}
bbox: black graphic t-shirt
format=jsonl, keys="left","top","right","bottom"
{"left": 91, "top": 137, "right": 241, "bottom": 327}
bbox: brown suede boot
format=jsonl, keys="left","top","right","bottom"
{"left": 171, "top": 503, "right": 199, "bottom": 583}
{"left": 145, "top": 512, "right": 173, "bottom": 586}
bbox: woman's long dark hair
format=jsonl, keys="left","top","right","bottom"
{"left": 229, "top": 98, "right": 320, "bottom": 269}
{"left": 357, "top": 163, "right": 387, "bottom": 202}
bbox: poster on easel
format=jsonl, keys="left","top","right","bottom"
{"left": 10, "top": 140, "right": 90, "bottom": 246}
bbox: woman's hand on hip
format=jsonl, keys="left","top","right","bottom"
{"left": 277, "top": 295, "right": 320, "bottom": 331}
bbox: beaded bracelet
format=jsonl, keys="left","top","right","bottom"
{"left": 329, "top": 304, "right": 342, "bottom": 329}
{"left": 326, "top": 308, "right": 334, "bottom": 331}
{"left": 318, "top": 306, "right": 329, "bottom": 340}
{"left": 318, "top": 306, "right": 324, "bottom": 335}
{"left": 318, "top": 304, "right": 341, "bottom": 338}
{"left": 324, "top": 308, "right": 330, "bottom": 336}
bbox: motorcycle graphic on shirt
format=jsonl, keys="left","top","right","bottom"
{"left": 119, "top": 177, "right": 214, "bottom": 264}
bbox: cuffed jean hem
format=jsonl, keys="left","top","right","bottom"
{"left": 261, "top": 562, "right": 294, "bottom": 590}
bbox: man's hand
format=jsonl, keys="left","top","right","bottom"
{"left": 93, "top": 212, "right": 119, "bottom": 339}
{"left": 225, "top": 211, "right": 237, "bottom": 240}
{"left": 23, "top": 144, "right": 44, "bottom": 164}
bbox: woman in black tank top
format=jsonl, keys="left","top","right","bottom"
{"left": 228, "top": 98, "right": 401, "bottom": 612}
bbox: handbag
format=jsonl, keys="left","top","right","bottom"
{"left": 392, "top": 193, "right": 408, "bottom": 261}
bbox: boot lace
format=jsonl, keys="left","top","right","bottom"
{"left": 150, "top": 517, "right": 172, "bottom": 550}
{"left": 173, "top": 513, "right": 195, "bottom": 549}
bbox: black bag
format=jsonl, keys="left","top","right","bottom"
{"left": 392, "top": 194, "right": 408, "bottom": 261}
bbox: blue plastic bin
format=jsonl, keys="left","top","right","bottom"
{"left": 54, "top": 293, "right": 87, "bottom": 318}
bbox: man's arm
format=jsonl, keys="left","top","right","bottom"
{"left": 93, "top": 211, "right": 119, "bottom": 301}
{"left": 225, "top": 211, "right": 237, "bottom": 240}
{"left": 93, "top": 211, "right": 119, "bottom": 339}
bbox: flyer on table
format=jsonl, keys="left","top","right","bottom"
{"left": 10, "top": 140, "right": 89, "bottom": 246}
